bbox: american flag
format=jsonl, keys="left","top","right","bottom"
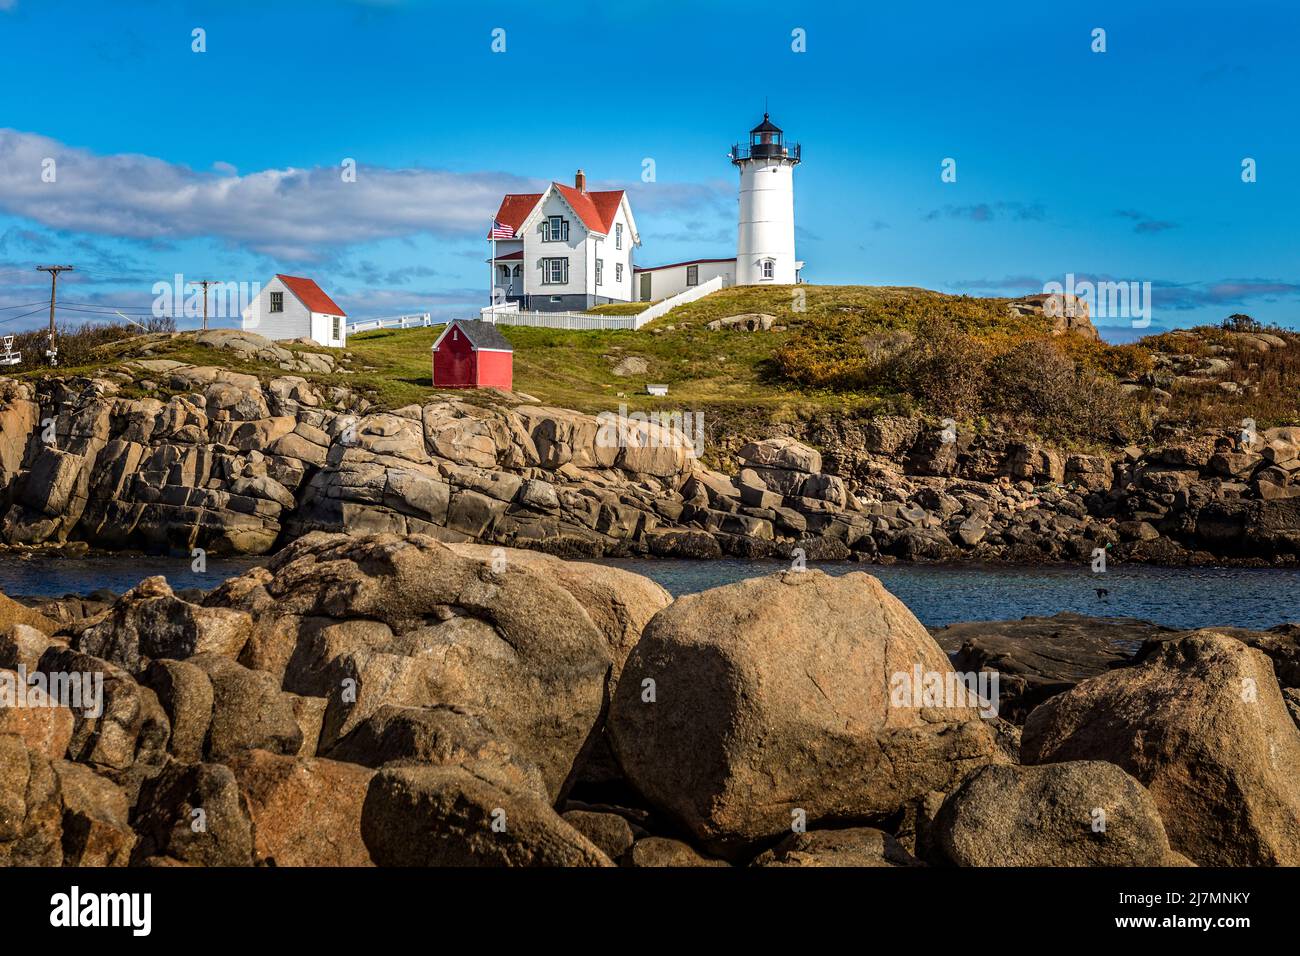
{"left": 489, "top": 219, "right": 514, "bottom": 239}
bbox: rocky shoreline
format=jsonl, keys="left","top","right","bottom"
{"left": 1, "top": 532, "right": 1296, "bottom": 867}
{"left": 1, "top": 329, "right": 1299, "bottom": 568}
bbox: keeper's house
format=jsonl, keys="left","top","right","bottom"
{"left": 489, "top": 170, "right": 639, "bottom": 312}
{"left": 432, "top": 319, "right": 514, "bottom": 390}
{"left": 241, "top": 274, "right": 348, "bottom": 347}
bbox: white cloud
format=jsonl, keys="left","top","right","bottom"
{"left": 0, "top": 129, "right": 542, "bottom": 259}
{"left": 0, "top": 130, "right": 734, "bottom": 262}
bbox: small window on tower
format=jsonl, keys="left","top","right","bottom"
{"left": 761, "top": 260, "right": 775, "bottom": 280}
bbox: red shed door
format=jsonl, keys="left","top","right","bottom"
{"left": 435, "top": 326, "right": 476, "bottom": 387}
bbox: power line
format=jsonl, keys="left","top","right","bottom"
{"left": 0, "top": 300, "right": 48, "bottom": 312}
{"left": 0, "top": 306, "right": 54, "bottom": 326}
{"left": 55, "top": 303, "right": 162, "bottom": 316}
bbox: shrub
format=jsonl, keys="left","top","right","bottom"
{"left": 985, "top": 337, "right": 1138, "bottom": 441}
{"left": 1222, "top": 313, "right": 1261, "bottom": 332}
{"left": 884, "top": 316, "right": 989, "bottom": 417}
{"left": 6, "top": 321, "right": 154, "bottom": 370}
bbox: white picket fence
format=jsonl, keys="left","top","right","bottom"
{"left": 632, "top": 275, "right": 725, "bottom": 326}
{"left": 480, "top": 307, "right": 637, "bottom": 331}
{"left": 346, "top": 313, "right": 432, "bottom": 335}
{"left": 479, "top": 275, "right": 725, "bottom": 332}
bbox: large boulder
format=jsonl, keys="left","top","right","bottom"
{"left": 138, "top": 659, "right": 214, "bottom": 762}
{"left": 608, "top": 570, "right": 1004, "bottom": 855}
{"left": 0, "top": 592, "right": 58, "bottom": 636}
{"left": 325, "top": 703, "right": 548, "bottom": 798}
{"left": 207, "top": 533, "right": 613, "bottom": 799}
{"left": 73, "top": 576, "right": 253, "bottom": 674}
{"left": 225, "top": 749, "right": 374, "bottom": 866}
{"left": 933, "top": 762, "right": 1180, "bottom": 866}
{"left": 0, "top": 733, "right": 63, "bottom": 865}
{"left": 1022, "top": 633, "right": 1300, "bottom": 866}
{"left": 129, "top": 761, "right": 254, "bottom": 866}
{"left": 361, "top": 764, "right": 612, "bottom": 867}
{"left": 0, "top": 671, "right": 75, "bottom": 759}
{"left": 188, "top": 654, "right": 302, "bottom": 760}
{"left": 737, "top": 437, "right": 822, "bottom": 475}
{"left": 53, "top": 760, "right": 135, "bottom": 866}
{"left": 39, "top": 646, "right": 170, "bottom": 773}
{"left": 0, "top": 623, "right": 60, "bottom": 671}
{"left": 446, "top": 542, "right": 671, "bottom": 687}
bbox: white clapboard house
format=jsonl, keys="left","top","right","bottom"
{"left": 241, "top": 274, "right": 348, "bottom": 347}
{"left": 489, "top": 171, "right": 640, "bottom": 312}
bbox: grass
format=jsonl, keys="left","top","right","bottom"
{"left": 584, "top": 301, "right": 651, "bottom": 316}
{"left": 8, "top": 286, "right": 1297, "bottom": 451}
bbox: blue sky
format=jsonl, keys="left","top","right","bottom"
{"left": 0, "top": 0, "right": 1296, "bottom": 340}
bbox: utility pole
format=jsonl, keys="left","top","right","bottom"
{"left": 189, "top": 280, "right": 214, "bottom": 331}
{"left": 36, "top": 265, "right": 74, "bottom": 366}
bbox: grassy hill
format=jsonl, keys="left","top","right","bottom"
{"left": 347, "top": 286, "right": 1058, "bottom": 417}
{"left": 8, "top": 285, "right": 1297, "bottom": 450}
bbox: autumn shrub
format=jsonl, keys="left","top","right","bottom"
{"left": 985, "top": 337, "right": 1138, "bottom": 441}
{"left": 6, "top": 319, "right": 169, "bottom": 370}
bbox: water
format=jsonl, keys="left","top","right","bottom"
{"left": 0, "top": 554, "right": 267, "bottom": 599}
{"left": 599, "top": 558, "right": 1300, "bottom": 630}
{"left": 1, "top": 552, "right": 1296, "bottom": 631}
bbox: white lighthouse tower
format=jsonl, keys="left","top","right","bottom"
{"left": 731, "top": 113, "right": 801, "bottom": 285}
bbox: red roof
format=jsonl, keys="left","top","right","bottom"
{"left": 492, "top": 193, "right": 542, "bottom": 236}
{"left": 490, "top": 250, "right": 523, "bottom": 261}
{"left": 490, "top": 184, "right": 625, "bottom": 237}
{"left": 275, "top": 275, "right": 346, "bottom": 316}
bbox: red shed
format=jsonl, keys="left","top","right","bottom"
{"left": 431, "top": 319, "right": 514, "bottom": 389}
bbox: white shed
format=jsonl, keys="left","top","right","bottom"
{"left": 241, "top": 274, "right": 348, "bottom": 347}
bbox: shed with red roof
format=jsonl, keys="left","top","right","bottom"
{"left": 241, "top": 274, "right": 349, "bottom": 347}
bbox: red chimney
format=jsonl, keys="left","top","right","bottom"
{"left": 575, "top": 169, "right": 586, "bottom": 193}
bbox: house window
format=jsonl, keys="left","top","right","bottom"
{"left": 686, "top": 264, "right": 699, "bottom": 287}
{"left": 332, "top": 316, "right": 342, "bottom": 340}
{"left": 270, "top": 291, "right": 284, "bottom": 313}
{"left": 543, "top": 216, "right": 569, "bottom": 242}
{"left": 761, "top": 259, "right": 775, "bottom": 280}
{"left": 615, "top": 224, "right": 623, "bottom": 250}
{"left": 615, "top": 263, "right": 623, "bottom": 283}
{"left": 595, "top": 259, "right": 603, "bottom": 286}
{"left": 542, "top": 257, "right": 569, "bottom": 284}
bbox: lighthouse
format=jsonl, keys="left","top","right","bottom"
{"left": 731, "top": 113, "right": 801, "bottom": 285}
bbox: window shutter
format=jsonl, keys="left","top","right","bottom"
{"left": 563, "top": 259, "right": 569, "bottom": 283}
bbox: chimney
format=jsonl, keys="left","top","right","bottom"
{"left": 575, "top": 169, "right": 586, "bottom": 193}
